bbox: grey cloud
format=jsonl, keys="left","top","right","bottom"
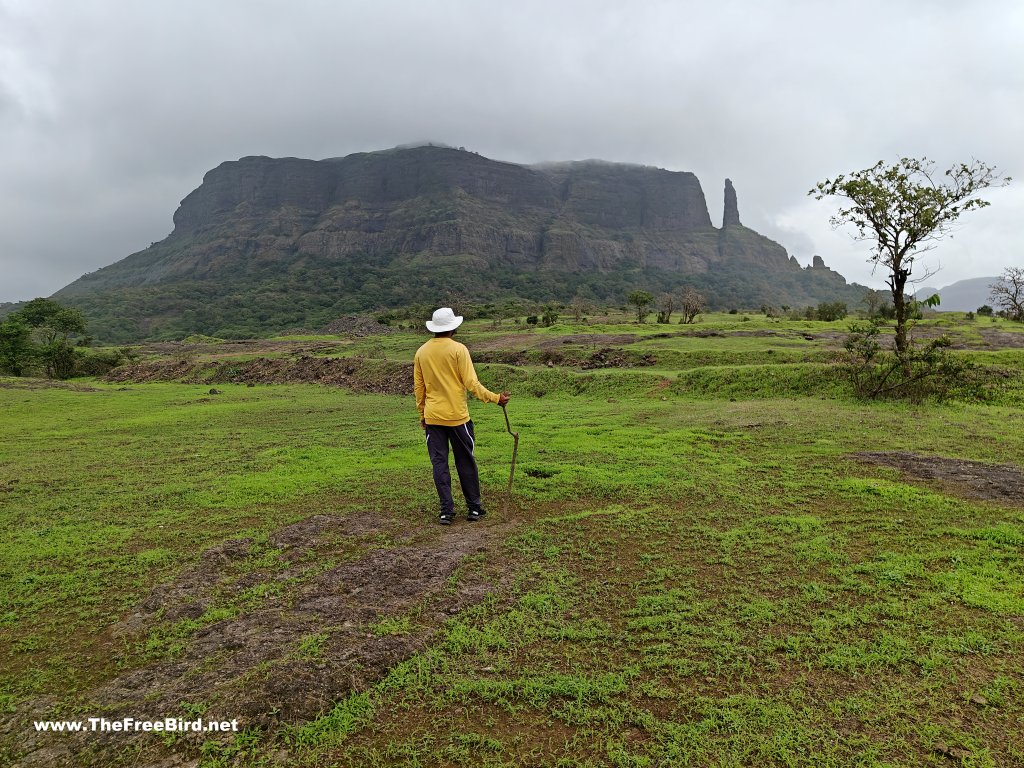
{"left": 1, "top": 0, "right": 1022, "bottom": 301}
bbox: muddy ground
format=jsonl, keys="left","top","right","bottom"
{"left": 978, "top": 328, "right": 1024, "bottom": 349}
{"left": 0, "top": 379, "right": 100, "bottom": 392}
{"left": 2, "top": 512, "right": 519, "bottom": 767}
{"left": 104, "top": 344, "right": 662, "bottom": 392}
{"left": 854, "top": 451, "right": 1024, "bottom": 504}
{"left": 106, "top": 357, "right": 415, "bottom": 395}
{"left": 806, "top": 325, "right": 1024, "bottom": 351}
{"left": 135, "top": 339, "right": 348, "bottom": 361}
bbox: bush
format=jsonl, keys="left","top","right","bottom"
{"left": 73, "top": 347, "right": 140, "bottom": 377}
{"left": 627, "top": 290, "right": 653, "bottom": 324}
{"left": 816, "top": 301, "right": 848, "bottom": 321}
{"left": 842, "top": 320, "right": 986, "bottom": 402}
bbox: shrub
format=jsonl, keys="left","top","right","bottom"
{"left": 842, "top": 320, "right": 986, "bottom": 402}
{"left": 627, "top": 290, "right": 654, "bottom": 324}
{"left": 816, "top": 301, "right": 848, "bottom": 321}
{"left": 74, "top": 347, "right": 140, "bottom": 377}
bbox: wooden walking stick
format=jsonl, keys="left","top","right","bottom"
{"left": 502, "top": 404, "right": 519, "bottom": 509}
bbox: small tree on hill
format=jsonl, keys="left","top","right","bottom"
{"left": 816, "top": 301, "right": 848, "bottom": 322}
{"left": 679, "top": 287, "right": 705, "bottom": 324}
{"left": 810, "top": 157, "right": 1008, "bottom": 361}
{"left": 860, "top": 289, "right": 885, "bottom": 319}
{"left": 0, "top": 316, "right": 34, "bottom": 376}
{"left": 656, "top": 293, "right": 675, "bottom": 324}
{"left": 569, "top": 296, "right": 590, "bottom": 323}
{"left": 990, "top": 267, "right": 1024, "bottom": 322}
{"left": 11, "top": 298, "right": 88, "bottom": 379}
{"left": 627, "top": 290, "right": 653, "bottom": 323}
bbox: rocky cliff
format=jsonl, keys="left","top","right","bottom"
{"left": 59, "top": 146, "right": 795, "bottom": 294}
{"left": 53, "top": 145, "right": 865, "bottom": 341}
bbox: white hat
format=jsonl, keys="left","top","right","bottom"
{"left": 426, "top": 307, "right": 463, "bottom": 333}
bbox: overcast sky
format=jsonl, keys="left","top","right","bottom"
{"left": 1, "top": 0, "right": 1021, "bottom": 303}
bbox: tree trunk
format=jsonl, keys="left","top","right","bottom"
{"left": 891, "top": 266, "right": 910, "bottom": 371}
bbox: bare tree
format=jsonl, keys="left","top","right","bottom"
{"left": 569, "top": 296, "right": 590, "bottom": 323}
{"left": 656, "top": 293, "right": 675, "bottom": 324}
{"left": 991, "top": 267, "right": 1024, "bottom": 322}
{"left": 860, "top": 289, "right": 884, "bottom": 318}
{"left": 679, "top": 287, "right": 705, "bottom": 324}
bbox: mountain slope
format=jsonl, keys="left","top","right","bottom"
{"left": 54, "top": 145, "right": 868, "bottom": 341}
{"left": 915, "top": 277, "right": 998, "bottom": 312}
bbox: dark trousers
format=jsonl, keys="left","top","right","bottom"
{"left": 425, "top": 421, "right": 482, "bottom": 514}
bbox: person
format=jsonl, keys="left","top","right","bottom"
{"left": 414, "top": 307, "right": 511, "bottom": 525}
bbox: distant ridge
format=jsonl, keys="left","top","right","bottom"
{"left": 53, "top": 145, "right": 870, "bottom": 341}
{"left": 915, "top": 276, "right": 998, "bottom": 312}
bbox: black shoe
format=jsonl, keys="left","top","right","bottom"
{"left": 439, "top": 513, "right": 454, "bottom": 526}
{"left": 467, "top": 508, "right": 487, "bottom": 521}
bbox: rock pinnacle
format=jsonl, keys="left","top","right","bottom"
{"left": 723, "top": 179, "right": 740, "bottom": 227}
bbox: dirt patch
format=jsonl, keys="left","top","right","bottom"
{"left": 471, "top": 332, "right": 642, "bottom": 354}
{"left": 474, "top": 346, "right": 657, "bottom": 370}
{"left": 285, "top": 315, "right": 396, "bottom": 337}
{"left": 806, "top": 326, "right": 1024, "bottom": 352}
{"left": 0, "top": 379, "right": 100, "bottom": 392}
{"left": 3, "top": 512, "right": 516, "bottom": 767}
{"left": 106, "top": 356, "right": 414, "bottom": 395}
{"left": 136, "top": 339, "right": 344, "bottom": 359}
{"left": 978, "top": 328, "right": 1024, "bottom": 349}
{"left": 854, "top": 451, "right": 1024, "bottom": 504}
{"left": 536, "top": 333, "right": 640, "bottom": 348}
{"left": 106, "top": 345, "right": 662, "bottom": 389}
{"left": 579, "top": 347, "right": 657, "bottom": 370}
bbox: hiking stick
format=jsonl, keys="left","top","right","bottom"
{"left": 501, "top": 404, "right": 519, "bottom": 499}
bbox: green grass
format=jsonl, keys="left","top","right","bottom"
{"left": 2, "top": 313, "right": 1024, "bottom": 766}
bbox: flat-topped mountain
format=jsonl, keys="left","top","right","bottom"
{"left": 54, "top": 145, "right": 866, "bottom": 341}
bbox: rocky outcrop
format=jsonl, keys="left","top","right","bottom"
{"left": 723, "top": 178, "right": 741, "bottom": 227}
{"left": 57, "top": 146, "right": 790, "bottom": 297}
{"left": 49, "top": 145, "right": 871, "bottom": 341}
{"left": 171, "top": 149, "right": 556, "bottom": 237}
{"left": 718, "top": 225, "right": 790, "bottom": 269}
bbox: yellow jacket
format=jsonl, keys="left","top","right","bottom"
{"left": 414, "top": 337, "right": 500, "bottom": 426}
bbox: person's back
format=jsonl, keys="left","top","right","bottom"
{"left": 413, "top": 308, "right": 509, "bottom": 525}
{"left": 414, "top": 336, "right": 495, "bottom": 427}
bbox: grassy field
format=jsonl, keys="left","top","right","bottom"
{"left": 1, "top": 312, "right": 1023, "bottom": 766}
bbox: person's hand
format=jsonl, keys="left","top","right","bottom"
{"left": 498, "top": 392, "right": 511, "bottom": 407}
{"left": 420, "top": 418, "right": 427, "bottom": 430}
